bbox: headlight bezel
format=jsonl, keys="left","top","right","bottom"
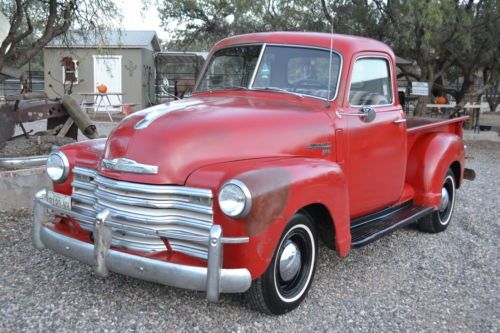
{"left": 46, "top": 151, "right": 70, "bottom": 183}
{"left": 218, "top": 179, "right": 252, "bottom": 219}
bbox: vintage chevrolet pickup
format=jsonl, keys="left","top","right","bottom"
{"left": 33, "top": 32, "right": 475, "bottom": 314}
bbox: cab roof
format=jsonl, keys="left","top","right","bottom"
{"left": 213, "top": 32, "right": 394, "bottom": 58}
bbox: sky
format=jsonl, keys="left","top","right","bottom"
{"left": 115, "top": 0, "right": 172, "bottom": 41}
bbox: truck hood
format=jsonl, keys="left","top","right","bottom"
{"left": 99, "top": 95, "right": 332, "bottom": 184}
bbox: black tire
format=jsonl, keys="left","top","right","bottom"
{"left": 246, "top": 212, "right": 318, "bottom": 315}
{"left": 417, "top": 169, "right": 456, "bottom": 233}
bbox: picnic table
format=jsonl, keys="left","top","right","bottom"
{"left": 477, "top": 112, "right": 500, "bottom": 131}
{"left": 426, "top": 103, "right": 482, "bottom": 131}
{"left": 79, "top": 92, "right": 132, "bottom": 121}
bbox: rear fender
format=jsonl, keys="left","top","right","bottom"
{"left": 186, "top": 157, "right": 351, "bottom": 279}
{"left": 406, "top": 132, "right": 464, "bottom": 208}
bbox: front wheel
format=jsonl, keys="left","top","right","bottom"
{"left": 246, "top": 212, "right": 318, "bottom": 315}
{"left": 418, "top": 169, "right": 457, "bottom": 233}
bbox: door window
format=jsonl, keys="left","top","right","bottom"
{"left": 349, "top": 58, "right": 392, "bottom": 106}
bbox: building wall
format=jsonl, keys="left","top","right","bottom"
{"left": 43, "top": 48, "right": 148, "bottom": 111}
{"left": 141, "top": 48, "right": 156, "bottom": 106}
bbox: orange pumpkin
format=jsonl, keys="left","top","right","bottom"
{"left": 97, "top": 84, "right": 108, "bottom": 94}
{"left": 436, "top": 96, "right": 447, "bottom": 104}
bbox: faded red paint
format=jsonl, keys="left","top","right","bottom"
{"left": 50, "top": 32, "right": 468, "bottom": 280}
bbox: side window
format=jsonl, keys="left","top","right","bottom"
{"left": 349, "top": 58, "right": 392, "bottom": 106}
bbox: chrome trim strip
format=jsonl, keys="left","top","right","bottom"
{"left": 73, "top": 166, "right": 98, "bottom": 178}
{"left": 93, "top": 188, "right": 213, "bottom": 215}
{"left": 93, "top": 174, "right": 213, "bottom": 198}
{"left": 92, "top": 204, "right": 212, "bottom": 226}
{"left": 134, "top": 99, "right": 201, "bottom": 130}
{"left": 248, "top": 43, "right": 266, "bottom": 87}
{"left": 102, "top": 158, "right": 159, "bottom": 175}
{"left": 71, "top": 180, "right": 97, "bottom": 192}
{"left": 0, "top": 155, "right": 48, "bottom": 169}
{"left": 72, "top": 192, "right": 96, "bottom": 205}
{"left": 206, "top": 225, "right": 222, "bottom": 301}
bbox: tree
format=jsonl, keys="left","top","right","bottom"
{"left": 484, "top": 64, "right": 500, "bottom": 112}
{"left": 0, "top": 0, "right": 119, "bottom": 80}
{"left": 161, "top": 0, "right": 500, "bottom": 117}
{"left": 448, "top": 0, "right": 500, "bottom": 114}
{"left": 159, "top": 0, "right": 330, "bottom": 51}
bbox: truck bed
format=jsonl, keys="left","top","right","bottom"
{"left": 406, "top": 116, "right": 469, "bottom": 132}
{"left": 406, "top": 116, "right": 469, "bottom": 158}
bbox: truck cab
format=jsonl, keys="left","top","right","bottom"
{"left": 33, "top": 32, "right": 473, "bottom": 315}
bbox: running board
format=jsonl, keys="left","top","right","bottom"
{"left": 351, "top": 205, "right": 434, "bottom": 248}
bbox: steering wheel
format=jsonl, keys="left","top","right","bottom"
{"left": 293, "top": 78, "right": 328, "bottom": 89}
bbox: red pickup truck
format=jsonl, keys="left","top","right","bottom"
{"left": 33, "top": 32, "right": 474, "bottom": 314}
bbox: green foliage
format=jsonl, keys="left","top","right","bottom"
{"left": 0, "top": 0, "right": 119, "bottom": 73}
{"left": 160, "top": 0, "right": 330, "bottom": 50}
{"left": 159, "top": 0, "right": 499, "bottom": 115}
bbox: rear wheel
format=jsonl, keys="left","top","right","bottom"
{"left": 246, "top": 212, "right": 318, "bottom": 315}
{"left": 418, "top": 169, "right": 456, "bottom": 233}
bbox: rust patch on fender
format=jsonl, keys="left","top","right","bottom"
{"left": 238, "top": 168, "right": 291, "bottom": 237}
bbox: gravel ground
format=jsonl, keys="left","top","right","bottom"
{"left": 0, "top": 140, "right": 499, "bottom": 332}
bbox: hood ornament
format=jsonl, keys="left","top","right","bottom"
{"left": 102, "top": 158, "right": 158, "bottom": 174}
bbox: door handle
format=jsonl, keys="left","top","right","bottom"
{"left": 336, "top": 111, "right": 366, "bottom": 118}
{"left": 336, "top": 107, "right": 376, "bottom": 123}
{"left": 393, "top": 118, "right": 407, "bottom": 124}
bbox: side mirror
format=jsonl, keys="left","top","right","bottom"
{"left": 360, "top": 106, "right": 376, "bottom": 123}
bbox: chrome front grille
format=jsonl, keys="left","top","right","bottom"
{"left": 70, "top": 167, "right": 213, "bottom": 259}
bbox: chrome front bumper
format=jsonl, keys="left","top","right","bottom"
{"left": 32, "top": 190, "right": 252, "bottom": 301}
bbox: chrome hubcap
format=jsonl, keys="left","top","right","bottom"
{"left": 439, "top": 187, "right": 450, "bottom": 212}
{"left": 279, "top": 240, "right": 302, "bottom": 282}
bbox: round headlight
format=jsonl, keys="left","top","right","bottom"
{"left": 218, "top": 180, "right": 252, "bottom": 218}
{"left": 46, "top": 151, "right": 69, "bottom": 183}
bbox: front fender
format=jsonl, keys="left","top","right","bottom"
{"left": 186, "top": 157, "right": 350, "bottom": 279}
{"left": 406, "top": 132, "right": 464, "bottom": 207}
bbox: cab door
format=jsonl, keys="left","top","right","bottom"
{"left": 341, "top": 55, "right": 407, "bottom": 218}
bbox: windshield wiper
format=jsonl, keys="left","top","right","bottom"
{"left": 220, "top": 85, "right": 249, "bottom": 91}
{"left": 252, "top": 87, "right": 304, "bottom": 98}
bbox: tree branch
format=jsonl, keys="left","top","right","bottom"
{"left": 6, "top": 0, "right": 76, "bottom": 69}
{"left": 321, "top": 0, "right": 332, "bottom": 22}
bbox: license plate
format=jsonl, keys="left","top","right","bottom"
{"left": 46, "top": 190, "right": 72, "bottom": 211}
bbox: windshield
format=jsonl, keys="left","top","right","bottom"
{"left": 252, "top": 46, "right": 341, "bottom": 100}
{"left": 196, "top": 45, "right": 262, "bottom": 91}
{"left": 197, "top": 45, "right": 341, "bottom": 100}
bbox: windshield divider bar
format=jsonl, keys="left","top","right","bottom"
{"left": 248, "top": 43, "right": 266, "bottom": 88}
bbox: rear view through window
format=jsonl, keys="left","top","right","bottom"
{"left": 349, "top": 58, "right": 392, "bottom": 106}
